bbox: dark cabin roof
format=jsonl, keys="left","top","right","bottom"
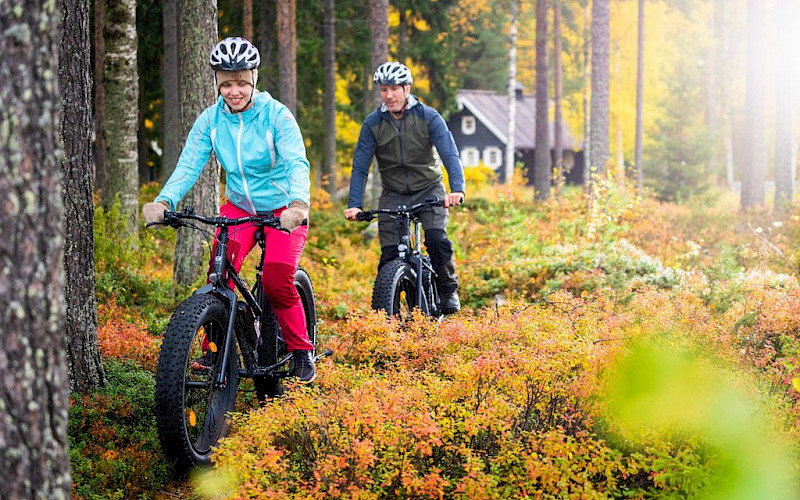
{"left": 455, "top": 89, "right": 578, "bottom": 150}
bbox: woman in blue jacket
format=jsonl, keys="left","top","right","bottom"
{"left": 143, "top": 37, "right": 315, "bottom": 383}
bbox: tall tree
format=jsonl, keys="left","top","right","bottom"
{"left": 62, "top": 0, "right": 106, "bottom": 392}
{"left": 634, "top": 0, "right": 645, "bottom": 196}
{"left": 244, "top": 0, "right": 254, "bottom": 41}
{"left": 552, "top": 0, "right": 564, "bottom": 195}
{"left": 364, "top": 0, "right": 388, "bottom": 207}
{"left": 101, "top": 0, "right": 140, "bottom": 235}
{"left": 774, "top": 0, "right": 794, "bottom": 212}
{"left": 582, "top": 0, "right": 591, "bottom": 187}
{"left": 173, "top": 0, "right": 219, "bottom": 287}
{"left": 162, "top": 0, "right": 181, "bottom": 182}
{"left": 740, "top": 0, "right": 766, "bottom": 210}
{"left": 323, "top": 0, "right": 337, "bottom": 196}
{"left": 505, "top": 0, "right": 519, "bottom": 185}
{"left": 1, "top": 0, "right": 71, "bottom": 496}
{"left": 94, "top": 0, "right": 107, "bottom": 195}
{"left": 277, "top": 0, "right": 297, "bottom": 114}
{"left": 590, "top": 0, "right": 610, "bottom": 177}
{"left": 534, "top": 0, "right": 551, "bottom": 200}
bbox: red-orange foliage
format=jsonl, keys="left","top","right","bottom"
{"left": 97, "top": 297, "right": 161, "bottom": 370}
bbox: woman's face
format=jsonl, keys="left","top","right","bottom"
{"left": 219, "top": 80, "right": 253, "bottom": 112}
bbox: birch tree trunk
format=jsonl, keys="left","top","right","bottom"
{"left": 553, "top": 0, "right": 564, "bottom": 195}
{"left": 1, "top": 1, "right": 71, "bottom": 496}
{"left": 101, "top": 0, "right": 140, "bottom": 236}
{"left": 323, "top": 0, "right": 337, "bottom": 196}
{"left": 635, "top": 0, "right": 645, "bottom": 196}
{"left": 534, "top": 0, "right": 551, "bottom": 200}
{"left": 277, "top": 0, "right": 297, "bottom": 115}
{"left": 62, "top": 0, "right": 106, "bottom": 392}
{"left": 173, "top": 0, "right": 219, "bottom": 287}
{"left": 590, "top": 0, "right": 610, "bottom": 177}
{"left": 505, "top": 0, "right": 518, "bottom": 185}
{"left": 741, "top": 0, "right": 766, "bottom": 210}
{"left": 162, "top": 0, "right": 181, "bottom": 182}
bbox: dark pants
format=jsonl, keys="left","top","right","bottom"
{"left": 377, "top": 183, "right": 459, "bottom": 295}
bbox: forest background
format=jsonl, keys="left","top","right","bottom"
{"left": 5, "top": 0, "right": 800, "bottom": 498}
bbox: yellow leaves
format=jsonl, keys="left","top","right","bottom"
{"left": 792, "top": 377, "right": 800, "bottom": 392}
{"left": 187, "top": 408, "right": 197, "bottom": 427}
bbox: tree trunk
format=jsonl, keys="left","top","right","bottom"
{"left": 101, "top": 0, "right": 140, "bottom": 236}
{"left": 590, "top": 0, "right": 610, "bottom": 177}
{"left": 0, "top": 1, "right": 72, "bottom": 496}
{"left": 94, "top": 0, "right": 107, "bottom": 196}
{"left": 364, "top": 0, "right": 388, "bottom": 208}
{"left": 635, "top": 0, "right": 645, "bottom": 196}
{"left": 582, "top": 1, "right": 591, "bottom": 187}
{"left": 173, "top": 0, "right": 220, "bottom": 287}
{"left": 774, "top": 0, "right": 793, "bottom": 212}
{"left": 534, "top": 0, "right": 551, "bottom": 200}
{"left": 62, "top": 0, "right": 106, "bottom": 393}
{"left": 258, "top": 0, "right": 277, "bottom": 92}
{"left": 277, "top": 0, "right": 297, "bottom": 115}
{"left": 162, "top": 0, "right": 181, "bottom": 182}
{"left": 244, "top": 0, "right": 254, "bottom": 41}
{"left": 505, "top": 1, "right": 518, "bottom": 185}
{"left": 553, "top": 0, "right": 564, "bottom": 195}
{"left": 741, "top": 0, "right": 766, "bottom": 210}
{"left": 323, "top": 0, "right": 337, "bottom": 196}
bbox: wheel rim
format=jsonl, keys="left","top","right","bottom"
{"left": 182, "top": 319, "right": 234, "bottom": 456}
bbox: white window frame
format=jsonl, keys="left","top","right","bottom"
{"left": 461, "top": 116, "right": 476, "bottom": 135}
{"left": 482, "top": 147, "right": 502, "bottom": 168}
{"left": 461, "top": 147, "right": 480, "bottom": 167}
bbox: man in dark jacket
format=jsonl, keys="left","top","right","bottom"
{"left": 344, "top": 62, "right": 465, "bottom": 314}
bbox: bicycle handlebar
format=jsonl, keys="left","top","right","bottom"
{"left": 146, "top": 206, "right": 284, "bottom": 230}
{"left": 354, "top": 198, "right": 445, "bottom": 222}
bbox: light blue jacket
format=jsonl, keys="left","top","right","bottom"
{"left": 156, "top": 91, "right": 310, "bottom": 214}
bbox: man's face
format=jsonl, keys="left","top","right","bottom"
{"left": 380, "top": 84, "right": 410, "bottom": 113}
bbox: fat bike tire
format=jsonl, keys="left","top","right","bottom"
{"left": 371, "top": 259, "right": 419, "bottom": 317}
{"left": 155, "top": 294, "right": 239, "bottom": 473}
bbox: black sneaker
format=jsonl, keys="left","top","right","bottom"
{"left": 441, "top": 291, "right": 461, "bottom": 315}
{"left": 290, "top": 350, "right": 316, "bottom": 384}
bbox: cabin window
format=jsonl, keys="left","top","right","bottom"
{"left": 461, "top": 116, "right": 476, "bottom": 135}
{"left": 483, "top": 147, "right": 502, "bottom": 168}
{"left": 462, "top": 147, "right": 479, "bottom": 167}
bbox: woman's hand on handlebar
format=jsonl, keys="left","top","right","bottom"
{"left": 344, "top": 207, "right": 362, "bottom": 221}
{"left": 443, "top": 192, "right": 465, "bottom": 208}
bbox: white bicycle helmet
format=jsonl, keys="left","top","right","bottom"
{"left": 209, "top": 37, "right": 260, "bottom": 71}
{"left": 373, "top": 62, "right": 413, "bottom": 86}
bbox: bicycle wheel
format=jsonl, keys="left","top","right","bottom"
{"left": 295, "top": 267, "right": 318, "bottom": 351}
{"left": 155, "top": 294, "right": 239, "bottom": 473}
{"left": 372, "top": 258, "right": 419, "bottom": 317}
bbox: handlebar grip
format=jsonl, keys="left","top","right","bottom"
{"left": 355, "top": 212, "right": 375, "bottom": 222}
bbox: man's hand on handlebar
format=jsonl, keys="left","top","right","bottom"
{"left": 344, "top": 207, "right": 362, "bottom": 221}
{"left": 443, "top": 192, "right": 465, "bottom": 208}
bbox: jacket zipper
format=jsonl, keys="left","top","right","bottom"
{"left": 236, "top": 114, "right": 257, "bottom": 214}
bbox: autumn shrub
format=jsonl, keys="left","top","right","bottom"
{"left": 70, "top": 359, "right": 170, "bottom": 500}
{"left": 97, "top": 296, "right": 161, "bottom": 370}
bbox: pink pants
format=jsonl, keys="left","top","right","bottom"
{"left": 207, "top": 202, "right": 313, "bottom": 351}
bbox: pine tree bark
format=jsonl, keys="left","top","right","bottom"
{"left": 277, "top": 0, "right": 297, "bottom": 114}
{"left": 323, "top": 0, "right": 337, "bottom": 196}
{"left": 590, "top": 0, "right": 610, "bottom": 177}
{"left": 101, "top": 0, "right": 140, "bottom": 235}
{"left": 553, "top": 0, "right": 564, "bottom": 195}
{"left": 174, "top": 0, "right": 219, "bottom": 287}
{"left": 634, "top": 0, "right": 645, "bottom": 196}
{"left": 0, "top": 1, "right": 72, "bottom": 496}
{"left": 505, "top": 1, "right": 518, "bottom": 186}
{"left": 244, "top": 0, "right": 254, "bottom": 41}
{"left": 94, "top": 0, "right": 107, "bottom": 195}
{"left": 62, "top": 0, "right": 106, "bottom": 393}
{"left": 741, "top": 0, "right": 766, "bottom": 210}
{"left": 162, "top": 0, "right": 181, "bottom": 182}
{"left": 364, "top": 0, "right": 388, "bottom": 207}
{"left": 534, "top": 0, "right": 551, "bottom": 200}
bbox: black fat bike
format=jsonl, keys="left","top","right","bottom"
{"left": 149, "top": 207, "right": 330, "bottom": 473}
{"left": 356, "top": 198, "right": 445, "bottom": 318}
